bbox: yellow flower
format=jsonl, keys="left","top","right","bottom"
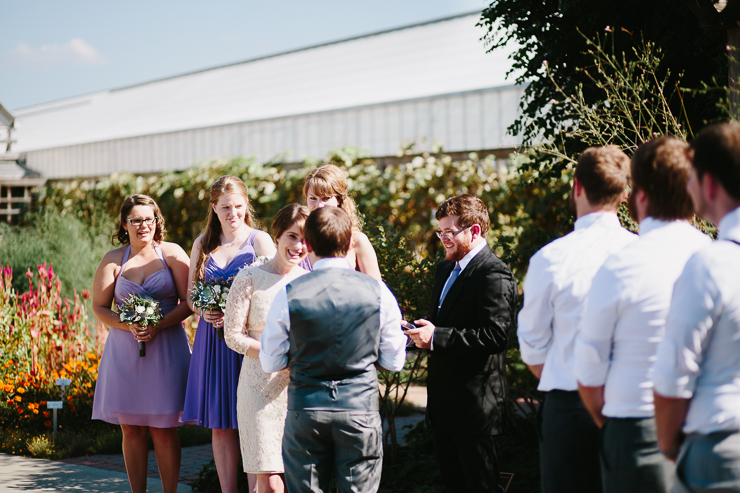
{"left": 16, "top": 387, "right": 25, "bottom": 394}
{"left": 14, "top": 396, "right": 21, "bottom": 402}
{"left": 86, "top": 353, "right": 97, "bottom": 360}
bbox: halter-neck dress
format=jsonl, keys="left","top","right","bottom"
{"left": 92, "top": 243, "right": 192, "bottom": 427}
{"left": 181, "top": 229, "right": 260, "bottom": 429}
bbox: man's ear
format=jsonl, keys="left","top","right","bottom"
{"left": 306, "top": 242, "right": 313, "bottom": 254}
{"left": 705, "top": 172, "right": 720, "bottom": 201}
{"left": 471, "top": 223, "right": 482, "bottom": 239}
{"left": 574, "top": 178, "right": 583, "bottom": 197}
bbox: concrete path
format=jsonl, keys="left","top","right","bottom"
{"left": 0, "top": 453, "right": 190, "bottom": 492}
{"left": 0, "top": 387, "right": 428, "bottom": 492}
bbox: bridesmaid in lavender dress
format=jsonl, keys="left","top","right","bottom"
{"left": 182, "top": 176, "right": 275, "bottom": 493}
{"left": 92, "top": 194, "right": 192, "bottom": 493}
{"left": 300, "top": 164, "right": 382, "bottom": 280}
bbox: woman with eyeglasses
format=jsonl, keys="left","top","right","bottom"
{"left": 301, "top": 164, "right": 382, "bottom": 280}
{"left": 181, "top": 175, "right": 276, "bottom": 493}
{"left": 92, "top": 194, "right": 192, "bottom": 493}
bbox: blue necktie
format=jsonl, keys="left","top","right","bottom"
{"left": 438, "top": 263, "right": 461, "bottom": 312}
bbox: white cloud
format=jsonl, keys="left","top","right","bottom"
{"left": 2, "top": 38, "right": 106, "bottom": 69}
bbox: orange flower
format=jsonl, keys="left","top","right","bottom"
{"left": 16, "top": 387, "right": 25, "bottom": 394}
{"left": 86, "top": 353, "right": 97, "bottom": 360}
{"left": 14, "top": 396, "right": 21, "bottom": 402}
{"left": 43, "top": 411, "right": 49, "bottom": 417}
{"left": 44, "top": 421, "right": 52, "bottom": 427}
{"left": 33, "top": 409, "right": 39, "bottom": 414}
{"left": 3, "top": 384, "right": 13, "bottom": 392}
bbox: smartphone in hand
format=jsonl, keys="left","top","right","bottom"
{"left": 400, "top": 320, "right": 417, "bottom": 331}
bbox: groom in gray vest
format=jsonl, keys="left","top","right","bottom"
{"left": 260, "top": 206, "right": 407, "bottom": 493}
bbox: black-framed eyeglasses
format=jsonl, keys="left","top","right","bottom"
{"left": 125, "top": 217, "right": 156, "bottom": 227}
{"left": 435, "top": 225, "right": 472, "bottom": 241}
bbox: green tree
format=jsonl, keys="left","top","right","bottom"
{"left": 479, "top": 0, "right": 728, "bottom": 148}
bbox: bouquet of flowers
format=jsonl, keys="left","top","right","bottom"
{"left": 190, "top": 276, "right": 234, "bottom": 339}
{"left": 117, "top": 294, "right": 164, "bottom": 357}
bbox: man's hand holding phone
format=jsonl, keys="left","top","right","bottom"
{"left": 402, "top": 319, "right": 435, "bottom": 349}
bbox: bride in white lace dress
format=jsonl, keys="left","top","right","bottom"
{"left": 224, "top": 204, "right": 309, "bottom": 493}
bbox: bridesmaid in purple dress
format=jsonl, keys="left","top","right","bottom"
{"left": 182, "top": 176, "right": 275, "bottom": 493}
{"left": 300, "top": 164, "right": 382, "bottom": 280}
{"left": 92, "top": 194, "right": 192, "bottom": 493}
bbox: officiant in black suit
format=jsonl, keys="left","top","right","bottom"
{"left": 405, "top": 193, "right": 517, "bottom": 493}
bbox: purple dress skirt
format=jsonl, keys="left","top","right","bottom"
{"left": 92, "top": 244, "right": 192, "bottom": 428}
{"left": 181, "top": 229, "right": 260, "bottom": 429}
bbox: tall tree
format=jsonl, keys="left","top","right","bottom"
{"left": 480, "top": 0, "right": 728, "bottom": 147}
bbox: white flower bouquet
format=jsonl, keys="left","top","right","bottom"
{"left": 117, "top": 294, "right": 164, "bottom": 357}
{"left": 190, "top": 276, "right": 233, "bottom": 339}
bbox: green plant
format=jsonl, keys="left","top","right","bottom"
{"left": 0, "top": 210, "right": 110, "bottom": 299}
{"left": 26, "top": 435, "right": 55, "bottom": 459}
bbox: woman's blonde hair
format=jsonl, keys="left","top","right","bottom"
{"left": 194, "top": 176, "right": 255, "bottom": 282}
{"left": 302, "top": 164, "right": 360, "bottom": 230}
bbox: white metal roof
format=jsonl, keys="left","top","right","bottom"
{"left": 12, "top": 12, "right": 522, "bottom": 153}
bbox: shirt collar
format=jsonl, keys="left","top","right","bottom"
{"left": 574, "top": 211, "right": 621, "bottom": 231}
{"left": 312, "top": 257, "right": 352, "bottom": 271}
{"left": 458, "top": 239, "right": 487, "bottom": 273}
{"left": 718, "top": 206, "right": 740, "bottom": 242}
{"left": 638, "top": 217, "right": 680, "bottom": 235}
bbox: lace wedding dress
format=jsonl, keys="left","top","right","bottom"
{"left": 223, "top": 264, "right": 306, "bottom": 473}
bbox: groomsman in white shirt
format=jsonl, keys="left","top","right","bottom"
{"left": 653, "top": 123, "right": 740, "bottom": 492}
{"left": 575, "top": 136, "right": 710, "bottom": 493}
{"left": 518, "top": 145, "right": 636, "bottom": 493}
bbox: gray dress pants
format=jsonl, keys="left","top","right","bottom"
{"left": 539, "top": 390, "right": 602, "bottom": 493}
{"left": 674, "top": 431, "right": 740, "bottom": 493}
{"left": 282, "top": 409, "right": 383, "bottom": 493}
{"left": 600, "top": 417, "right": 674, "bottom": 493}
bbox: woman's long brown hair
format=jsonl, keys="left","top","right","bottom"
{"left": 193, "top": 176, "right": 254, "bottom": 282}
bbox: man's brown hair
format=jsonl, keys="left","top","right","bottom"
{"left": 689, "top": 122, "right": 740, "bottom": 200}
{"left": 574, "top": 145, "right": 631, "bottom": 208}
{"left": 304, "top": 207, "right": 352, "bottom": 258}
{"left": 435, "top": 194, "right": 490, "bottom": 236}
{"left": 631, "top": 137, "right": 694, "bottom": 220}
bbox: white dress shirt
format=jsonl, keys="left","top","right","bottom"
{"left": 260, "top": 257, "right": 407, "bottom": 374}
{"left": 518, "top": 212, "right": 637, "bottom": 391}
{"left": 653, "top": 207, "right": 740, "bottom": 434}
{"left": 574, "top": 218, "right": 710, "bottom": 417}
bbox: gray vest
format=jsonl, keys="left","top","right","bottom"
{"left": 286, "top": 267, "right": 381, "bottom": 411}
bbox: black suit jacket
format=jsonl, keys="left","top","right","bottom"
{"left": 426, "top": 244, "right": 517, "bottom": 436}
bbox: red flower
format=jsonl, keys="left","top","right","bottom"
{"left": 81, "top": 289, "right": 91, "bottom": 300}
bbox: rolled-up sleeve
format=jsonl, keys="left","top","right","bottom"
{"left": 377, "top": 281, "right": 406, "bottom": 372}
{"left": 259, "top": 287, "right": 291, "bottom": 373}
{"left": 517, "top": 252, "right": 556, "bottom": 365}
{"left": 653, "top": 256, "right": 721, "bottom": 398}
{"left": 574, "top": 264, "right": 620, "bottom": 387}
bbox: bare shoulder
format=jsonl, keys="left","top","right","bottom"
{"left": 191, "top": 235, "right": 204, "bottom": 254}
{"left": 159, "top": 241, "right": 189, "bottom": 261}
{"left": 352, "top": 231, "right": 373, "bottom": 250}
{"left": 253, "top": 230, "right": 276, "bottom": 255}
{"left": 101, "top": 246, "right": 127, "bottom": 267}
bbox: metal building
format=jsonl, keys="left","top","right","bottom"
{"left": 11, "top": 12, "right": 525, "bottom": 180}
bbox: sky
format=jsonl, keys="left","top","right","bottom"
{"left": 1, "top": 0, "right": 491, "bottom": 111}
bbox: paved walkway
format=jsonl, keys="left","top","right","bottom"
{"left": 0, "top": 387, "right": 428, "bottom": 492}
{"left": 0, "top": 453, "right": 190, "bottom": 492}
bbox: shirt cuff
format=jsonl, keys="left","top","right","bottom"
{"left": 518, "top": 337, "right": 549, "bottom": 366}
